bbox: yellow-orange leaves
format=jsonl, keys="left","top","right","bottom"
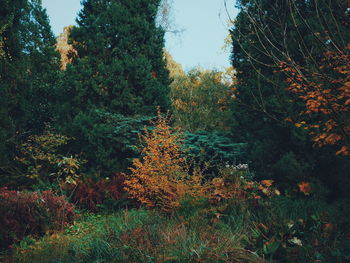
{"left": 56, "top": 26, "right": 77, "bottom": 70}
{"left": 280, "top": 45, "right": 350, "bottom": 155}
{"left": 124, "top": 109, "right": 207, "bottom": 213}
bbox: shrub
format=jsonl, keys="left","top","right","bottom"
{"left": 240, "top": 196, "right": 350, "bottom": 262}
{"left": 208, "top": 164, "right": 280, "bottom": 208}
{"left": 15, "top": 130, "right": 84, "bottom": 186}
{"left": 124, "top": 111, "right": 276, "bottom": 214}
{"left": 65, "top": 109, "right": 154, "bottom": 176}
{"left": 184, "top": 130, "right": 247, "bottom": 176}
{"left": 124, "top": 110, "right": 208, "bottom": 213}
{"left": 67, "top": 173, "right": 133, "bottom": 211}
{"left": 0, "top": 188, "right": 75, "bottom": 250}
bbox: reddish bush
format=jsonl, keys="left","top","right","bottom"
{"left": 0, "top": 188, "right": 75, "bottom": 250}
{"left": 69, "top": 173, "right": 131, "bottom": 211}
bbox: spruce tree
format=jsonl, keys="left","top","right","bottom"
{"left": 0, "top": 0, "right": 25, "bottom": 166}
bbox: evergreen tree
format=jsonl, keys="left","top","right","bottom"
{"left": 0, "top": 0, "right": 60, "bottom": 178}
{"left": 59, "top": 0, "right": 170, "bottom": 120}
{"left": 0, "top": 0, "right": 25, "bottom": 166}
{"left": 20, "top": 0, "right": 60, "bottom": 130}
{"left": 56, "top": 0, "right": 171, "bottom": 175}
{"left": 230, "top": 0, "right": 350, "bottom": 193}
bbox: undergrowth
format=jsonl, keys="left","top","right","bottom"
{"left": 4, "top": 195, "right": 349, "bottom": 263}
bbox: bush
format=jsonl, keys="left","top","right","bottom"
{"left": 67, "top": 173, "right": 133, "bottom": 211}
{"left": 64, "top": 109, "right": 154, "bottom": 176}
{"left": 14, "top": 130, "right": 84, "bottom": 187}
{"left": 184, "top": 130, "right": 247, "bottom": 176}
{"left": 0, "top": 188, "right": 75, "bottom": 251}
{"left": 222, "top": 195, "right": 350, "bottom": 262}
{"left": 124, "top": 111, "right": 208, "bottom": 213}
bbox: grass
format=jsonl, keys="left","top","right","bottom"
{"left": 4, "top": 196, "right": 350, "bottom": 263}
{"left": 6, "top": 207, "right": 265, "bottom": 263}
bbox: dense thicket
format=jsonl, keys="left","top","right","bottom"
{"left": 0, "top": 0, "right": 60, "bottom": 178}
{"left": 230, "top": 0, "right": 350, "bottom": 194}
{"left": 0, "top": 1, "right": 349, "bottom": 261}
{"left": 55, "top": 0, "right": 171, "bottom": 175}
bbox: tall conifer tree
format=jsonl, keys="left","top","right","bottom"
{"left": 0, "top": 0, "right": 59, "bottom": 172}
{"left": 60, "top": 0, "right": 170, "bottom": 119}
{"left": 56, "top": 0, "right": 170, "bottom": 175}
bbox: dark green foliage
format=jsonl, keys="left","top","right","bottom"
{"left": 54, "top": 0, "right": 171, "bottom": 176}
{"left": 230, "top": 0, "right": 350, "bottom": 191}
{"left": 230, "top": 0, "right": 308, "bottom": 181}
{"left": 0, "top": 0, "right": 60, "bottom": 177}
{"left": 20, "top": 0, "right": 60, "bottom": 130}
{"left": 59, "top": 0, "right": 170, "bottom": 120}
{"left": 64, "top": 109, "right": 154, "bottom": 175}
{"left": 184, "top": 131, "right": 247, "bottom": 170}
{"left": 65, "top": 111, "right": 246, "bottom": 176}
{"left": 0, "top": 0, "right": 27, "bottom": 167}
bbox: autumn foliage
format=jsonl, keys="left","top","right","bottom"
{"left": 55, "top": 26, "right": 77, "bottom": 70}
{"left": 67, "top": 173, "right": 129, "bottom": 211}
{"left": 15, "top": 132, "right": 83, "bottom": 185}
{"left": 0, "top": 188, "right": 75, "bottom": 250}
{"left": 280, "top": 45, "right": 350, "bottom": 155}
{"left": 124, "top": 110, "right": 207, "bottom": 213}
{"left": 124, "top": 110, "right": 282, "bottom": 213}
{"left": 170, "top": 68, "right": 235, "bottom": 132}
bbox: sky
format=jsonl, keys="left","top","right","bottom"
{"left": 42, "top": 0, "right": 238, "bottom": 71}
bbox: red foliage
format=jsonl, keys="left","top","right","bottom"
{"left": 69, "top": 173, "right": 129, "bottom": 211}
{"left": 0, "top": 188, "right": 75, "bottom": 250}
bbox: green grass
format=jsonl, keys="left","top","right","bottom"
{"left": 7, "top": 208, "right": 265, "bottom": 263}
{"left": 5, "top": 196, "right": 350, "bottom": 263}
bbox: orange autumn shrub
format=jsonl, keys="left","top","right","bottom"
{"left": 124, "top": 110, "right": 282, "bottom": 213}
{"left": 209, "top": 164, "right": 280, "bottom": 206}
{"left": 124, "top": 110, "right": 208, "bottom": 213}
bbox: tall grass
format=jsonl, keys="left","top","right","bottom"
{"left": 6, "top": 195, "right": 349, "bottom": 263}
{"left": 8, "top": 208, "right": 266, "bottom": 263}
